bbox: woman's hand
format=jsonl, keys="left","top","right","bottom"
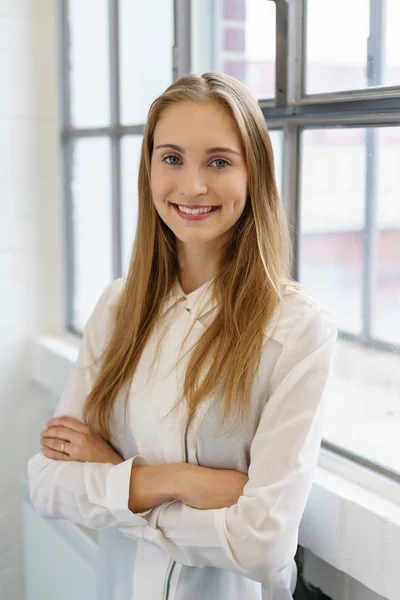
{"left": 176, "top": 464, "right": 249, "bottom": 510}
{"left": 40, "top": 416, "right": 124, "bottom": 465}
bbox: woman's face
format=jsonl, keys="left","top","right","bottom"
{"left": 150, "top": 101, "right": 248, "bottom": 247}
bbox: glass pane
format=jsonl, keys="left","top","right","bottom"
{"left": 300, "top": 127, "right": 400, "bottom": 475}
{"left": 69, "top": 0, "right": 110, "bottom": 127}
{"left": 268, "top": 129, "right": 283, "bottom": 199}
{"left": 305, "top": 0, "right": 400, "bottom": 95}
{"left": 191, "top": 0, "right": 276, "bottom": 100}
{"left": 385, "top": 1, "right": 400, "bottom": 87}
{"left": 305, "top": 0, "right": 369, "bottom": 95}
{"left": 121, "top": 136, "right": 142, "bottom": 274}
{"left": 372, "top": 127, "right": 400, "bottom": 346}
{"left": 72, "top": 138, "right": 112, "bottom": 331}
{"left": 119, "top": 0, "right": 174, "bottom": 124}
{"left": 299, "top": 128, "right": 365, "bottom": 334}
{"left": 323, "top": 337, "right": 400, "bottom": 474}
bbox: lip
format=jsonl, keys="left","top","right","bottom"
{"left": 174, "top": 203, "right": 218, "bottom": 209}
{"left": 170, "top": 203, "right": 220, "bottom": 221}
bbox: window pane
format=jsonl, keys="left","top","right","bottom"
{"left": 372, "top": 127, "right": 400, "bottom": 346}
{"left": 69, "top": 0, "right": 110, "bottom": 127}
{"left": 300, "top": 126, "right": 400, "bottom": 347}
{"left": 119, "top": 0, "right": 174, "bottom": 125}
{"left": 305, "top": 0, "right": 400, "bottom": 95}
{"left": 268, "top": 129, "right": 283, "bottom": 199}
{"left": 323, "top": 337, "right": 400, "bottom": 474}
{"left": 121, "top": 136, "right": 142, "bottom": 274}
{"left": 385, "top": 1, "right": 400, "bottom": 86}
{"left": 72, "top": 138, "right": 112, "bottom": 331}
{"left": 300, "top": 127, "right": 400, "bottom": 475}
{"left": 191, "top": 0, "right": 276, "bottom": 100}
{"left": 299, "top": 128, "right": 365, "bottom": 335}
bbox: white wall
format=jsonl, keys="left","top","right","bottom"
{"left": 0, "top": 1, "right": 62, "bottom": 598}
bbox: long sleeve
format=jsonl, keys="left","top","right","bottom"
{"left": 117, "top": 306, "right": 338, "bottom": 584}
{"left": 28, "top": 279, "right": 150, "bottom": 531}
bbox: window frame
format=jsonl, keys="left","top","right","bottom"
{"left": 264, "top": 0, "right": 400, "bottom": 356}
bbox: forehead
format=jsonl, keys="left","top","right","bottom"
{"left": 154, "top": 101, "right": 242, "bottom": 148}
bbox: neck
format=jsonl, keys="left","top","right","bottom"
{"left": 176, "top": 238, "right": 224, "bottom": 295}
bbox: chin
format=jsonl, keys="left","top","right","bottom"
{"left": 174, "top": 229, "right": 217, "bottom": 244}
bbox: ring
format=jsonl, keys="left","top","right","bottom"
{"left": 61, "top": 442, "right": 65, "bottom": 453}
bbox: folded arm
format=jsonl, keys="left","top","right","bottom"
{"left": 28, "top": 278, "right": 246, "bottom": 532}
{"left": 28, "top": 280, "right": 153, "bottom": 531}
{"left": 117, "top": 307, "right": 338, "bottom": 585}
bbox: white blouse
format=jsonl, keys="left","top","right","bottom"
{"left": 27, "top": 276, "right": 337, "bottom": 600}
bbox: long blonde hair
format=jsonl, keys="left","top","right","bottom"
{"left": 83, "top": 72, "right": 295, "bottom": 440}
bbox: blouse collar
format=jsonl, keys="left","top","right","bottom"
{"left": 160, "top": 277, "right": 218, "bottom": 320}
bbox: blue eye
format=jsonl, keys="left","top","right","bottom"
{"left": 162, "top": 155, "right": 229, "bottom": 168}
{"left": 163, "top": 155, "right": 181, "bottom": 165}
{"left": 211, "top": 158, "right": 229, "bottom": 168}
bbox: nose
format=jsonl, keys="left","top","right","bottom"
{"left": 178, "top": 166, "right": 208, "bottom": 199}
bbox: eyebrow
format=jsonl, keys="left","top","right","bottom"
{"left": 154, "top": 143, "right": 241, "bottom": 156}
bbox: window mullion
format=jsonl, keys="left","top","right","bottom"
{"left": 362, "top": 0, "right": 386, "bottom": 341}
{"left": 275, "top": 0, "right": 289, "bottom": 107}
{"left": 282, "top": 122, "right": 300, "bottom": 281}
{"left": 173, "top": 0, "right": 191, "bottom": 79}
{"left": 57, "top": 0, "right": 75, "bottom": 331}
{"left": 287, "top": 0, "right": 305, "bottom": 105}
{"left": 109, "top": 0, "right": 122, "bottom": 279}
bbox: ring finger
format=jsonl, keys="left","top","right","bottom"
{"left": 41, "top": 425, "right": 81, "bottom": 456}
{"left": 41, "top": 438, "right": 70, "bottom": 456}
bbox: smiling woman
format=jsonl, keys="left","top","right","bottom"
{"left": 28, "top": 72, "right": 336, "bottom": 600}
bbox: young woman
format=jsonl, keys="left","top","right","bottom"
{"left": 28, "top": 72, "right": 337, "bottom": 600}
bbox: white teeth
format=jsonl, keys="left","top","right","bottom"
{"left": 177, "top": 205, "right": 216, "bottom": 215}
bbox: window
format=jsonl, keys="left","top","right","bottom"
{"left": 300, "top": 126, "right": 400, "bottom": 346}
{"left": 119, "top": 0, "right": 174, "bottom": 124}
{"left": 120, "top": 135, "right": 142, "bottom": 273}
{"left": 59, "top": 0, "right": 400, "bottom": 479}
{"left": 59, "top": 0, "right": 174, "bottom": 330}
{"left": 191, "top": 0, "right": 276, "bottom": 100}
{"left": 71, "top": 138, "right": 113, "bottom": 330}
{"left": 68, "top": 0, "right": 110, "bottom": 127}
{"left": 305, "top": 0, "right": 400, "bottom": 96}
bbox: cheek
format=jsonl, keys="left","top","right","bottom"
{"left": 223, "top": 180, "right": 247, "bottom": 213}
{"left": 150, "top": 170, "right": 174, "bottom": 204}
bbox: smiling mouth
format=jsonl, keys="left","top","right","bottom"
{"left": 170, "top": 203, "right": 220, "bottom": 215}
{"left": 169, "top": 202, "right": 221, "bottom": 222}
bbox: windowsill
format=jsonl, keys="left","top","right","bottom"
{"left": 29, "top": 334, "right": 400, "bottom": 600}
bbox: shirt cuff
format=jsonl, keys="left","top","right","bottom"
{"left": 105, "top": 455, "right": 153, "bottom": 524}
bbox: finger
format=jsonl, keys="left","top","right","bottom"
{"left": 41, "top": 426, "right": 81, "bottom": 446}
{"left": 41, "top": 438, "right": 70, "bottom": 454}
{"left": 47, "top": 416, "right": 88, "bottom": 434}
{"left": 41, "top": 443, "right": 71, "bottom": 461}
